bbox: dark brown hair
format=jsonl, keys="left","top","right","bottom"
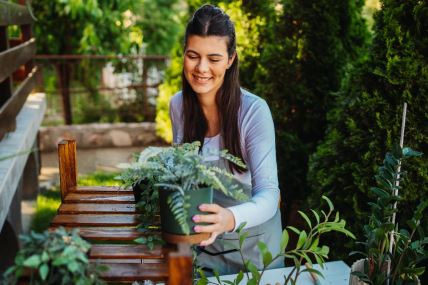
{"left": 182, "top": 4, "right": 244, "bottom": 173}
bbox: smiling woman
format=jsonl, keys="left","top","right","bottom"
{"left": 168, "top": 4, "right": 284, "bottom": 276}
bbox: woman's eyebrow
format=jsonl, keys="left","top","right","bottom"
{"left": 186, "top": 49, "right": 223, "bottom": 57}
{"left": 207, "top": 53, "right": 223, "bottom": 57}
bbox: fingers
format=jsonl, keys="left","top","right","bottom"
{"left": 200, "top": 232, "right": 218, "bottom": 246}
{"left": 198, "top": 203, "right": 221, "bottom": 213}
{"left": 192, "top": 213, "right": 219, "bottom": 224}
{"left": 194, "top": 223, "right": 219, "bottom": 233}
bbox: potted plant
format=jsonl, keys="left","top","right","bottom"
{"left": 196, "top": 195, "right": 356, "bottom": 284}
{"left": 349, "top": 145, "right": 427, "bottom": 285}
{"left": 119, "top": 141, "right": 248, "bottom": 244}
{"left": 2, "top": 227, "right": 106, "bottom": 285}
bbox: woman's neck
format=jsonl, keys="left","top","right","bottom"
{"left": 197, "top": 94, "right": 220, "bottom": 137}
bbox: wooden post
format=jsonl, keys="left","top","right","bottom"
{"left": 168, "top": 243, "right": 193, "bottom": 285}
{"left": 58, "top": 140, "right": 77, "bottom": 201}
{"left": 56, "top": 62, "right": 73, "bottom": 124}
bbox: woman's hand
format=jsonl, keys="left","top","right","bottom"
{"left": 192, "top": 203, "right": 235, "bottom": 246}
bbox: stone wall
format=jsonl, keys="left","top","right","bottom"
{"left": 39, "top": 122, "right": 167, "bottom": 152}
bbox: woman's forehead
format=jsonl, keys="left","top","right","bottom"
{"left": 186, "top": 35, "right": 229, "bottom": 54}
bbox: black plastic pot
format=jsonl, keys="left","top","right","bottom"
{"left": 159, "top": 187, "right": 213, "bottom": 236}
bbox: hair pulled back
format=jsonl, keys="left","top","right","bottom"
{"left": 181, "top": 4, "right": 244, "bottom": 173}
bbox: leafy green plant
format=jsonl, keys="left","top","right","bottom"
{"left": 197, "top": 196, "right": 355, "bottom": 285}
{"left": 2, "top": 227, "right": 106, "bottom": 285}
{"left": 350, "top": 145, "right": 427, "bottom": 284}
{"left": 118, "top": 141, "right": 248, "bottom": 236}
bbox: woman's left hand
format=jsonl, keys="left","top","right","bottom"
{"left": 192, "top": 203, "right": 235, "bottom": 246}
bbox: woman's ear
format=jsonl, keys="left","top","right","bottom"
{"left": 227, "top": 52, "right": 236, "bottom": 69}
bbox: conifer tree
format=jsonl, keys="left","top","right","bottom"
{"left": 253, "top": 0, "right": 369, "bottom": 223}
{"left": 308, "top": 0, "right": 428, "bottom": 260}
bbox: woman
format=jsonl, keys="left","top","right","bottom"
{"left": 169, "top": 4, "right": 283, "bottom": 275}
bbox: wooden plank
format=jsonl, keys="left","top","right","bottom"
{"left": 89, "top": 244, "right": 166, "bottom": 259}
{"left": 0, "top": 38, "right": 36, "bottom": 82}
{"left": 58, "top": 203, "right": 136, "bottom": 214}
{"left": 64, "top": 193, "right": 135, "bottom": 204}
{"left": 99, "top": 263, "right": 168, "bottom": 282}
{"left": 0, "top": 66, "right": 41, "bottom": 140}
{"left": 58, "top": 140, "right": 77, "bottom": 201}
{"left": 71, "top": 185, "right": 132, "bottom": 194}
{"left": 0, "top": 1, "right": 34, "bottom": 26}
{"left": 50, "top": 214, "right": 139, "bottom": 227}
{"left": 89, "top": 259, "right": 142, "bottom": 264}
{"left": 48, "top": 227, "right": 144, "bottom": 241}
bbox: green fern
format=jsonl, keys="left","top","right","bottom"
{"left": 119, "top": 141, "right": 249, "bottom": 235}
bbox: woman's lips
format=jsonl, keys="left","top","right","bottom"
{"left": 193, "top": 74, "right": 212, "bottom": 83}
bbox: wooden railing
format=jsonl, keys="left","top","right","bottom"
{"left": 34, "top": 54, "right": 168, "bottom": 125}
{"left": 0, "top": 0, "right": 41, "bottom": 141}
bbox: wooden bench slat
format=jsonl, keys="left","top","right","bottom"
{"left": 71, "top": 185, "right": 133, "bottom": 194}
{"left": 49, "top": 227, "right": 144, "bottom": 241}
{"left": 58, "top": 203, "right": 136, "bottom": 214}
{"left": 90, "top": 244, "right": 166, "bottom": 259}
{"left": 100, "top": 263, "right": 168, "bottom": 281}
{"left": 51, "top": 214, "right": 139, "bottom": 227}
{"left": 90, "top": 259, "right": 142, "bottom": 264}
{"left": 64, "top": 193, "right": 135, "bottom": 204}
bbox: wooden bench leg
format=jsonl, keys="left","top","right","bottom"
{"left": 168, "top": 243, "right": 193, "bottom": 285}
{"left": 58, "top": 140, "right": 77, "bottom": 201}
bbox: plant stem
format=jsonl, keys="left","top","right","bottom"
{"left": 391, "top": 226, "right": 416, "bottom": 283}
{"left": 238, "top": 243, "right": 250, "bottom": 280}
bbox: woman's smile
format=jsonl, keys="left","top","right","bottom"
{"left": 193, "top": 74, "right": 213, "bottom": 84}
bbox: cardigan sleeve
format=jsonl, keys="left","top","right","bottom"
{"left": 227, "top": 98, "right": 280, "bottom": 230}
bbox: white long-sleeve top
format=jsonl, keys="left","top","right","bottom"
{"left": 169, "top": 89, "right": 280, "bottom": 230}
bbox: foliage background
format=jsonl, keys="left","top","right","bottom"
{"left": 154, "top": 0, "right": 428, "bottom": 272}
{"left": 28, "top": 0, "right": 427, "bottom": 275}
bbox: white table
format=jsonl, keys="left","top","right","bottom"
{"left": 207, "top": 260, "right": 350, "bottom": 285}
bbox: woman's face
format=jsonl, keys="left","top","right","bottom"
{"left": 184, "top": 35, "right": 235, "bottom": 99}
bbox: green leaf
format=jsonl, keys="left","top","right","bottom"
{"left": 236, "top": 271, "right": 244, "bottom": 284}
{"left": 134, "top": 237, "right": 147, "bottom": 244}
{"left": 298, "top": 211, "right": 312, "bottom": 228}
{"left": 239, "top": 232, "right": 249, "bottom": 248}
{"left": 280, "top": 229, "right": 289, "bottom": 252}
{"left": 23, "top": 255, "right": 41, "bottom": 268}
{"left": 41, "top": 251, "right": 49, "bottom": 262}
{"left": 286, "top": 226, "right": 301, "bottom": 235}
{"left": 257, "top": 241, "right": 273, "bottom": 267}
{"left": 39, "top": 263, "right": 49, "bottom": 281}
{"left": 296, "top": 231, "right": 307, "bottom": 249}
{"left": 310, "top": 209, "right": 320, "bottom": 224}
{"left": 402, "top": 147, "right": 423, "bottom": 158}
{"left": 246, "top": 261, "right": 260, "bottom": 281}
{"left": 322, "top": 196, "right": 334, "bottom": 211}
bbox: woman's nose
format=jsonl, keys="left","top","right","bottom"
{"left": 196, "top": 58, "right": 209, "bottom": 73}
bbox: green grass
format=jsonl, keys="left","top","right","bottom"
{"left": 30, "top": 187, "right": 62, "bottom": 232}
{"left": 30, "top": 171, "right": 122, "bottom": 232}
{"left": 78, "top": 171, "right": 121, "bottom": 186}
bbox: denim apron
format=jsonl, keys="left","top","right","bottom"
{"left": 197, "top": 137, "right": 284, "bottom": 275}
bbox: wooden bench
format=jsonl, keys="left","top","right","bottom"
{"left": 50, "top": 139, "right": 193, "bottom": 284}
